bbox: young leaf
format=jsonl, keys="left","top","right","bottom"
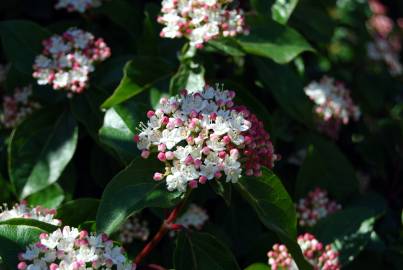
{"left": 237, "top": 17, "right": 313, "bottom": 64}
{"left": 0, "top": 225, "right": 44, "bottom": 270}
{"left": 236, "top": 168, "right": 312, "bottom": 270}
{"left": 96, "top": 157, "right": 181, "bottom": 234}
{"left": 244, "top": 263, "right": 270, "bottom": 270}
{"left": 296, "top": 134, "right": 359, "bottom": 201}
{"left": 272, "top": 0, "right": 299, "bottom": 24}
{"left": 174, "top": 231, "right": 241, "bottom": 270}
{"left": 9, "top": 109, "right": 78, "bottom": 199}
{"left": 101, "top": 57, "right": 173, "bottom": 109}
{"left": 0, "top": 20, "right": 50, "bottom": 75}
{"left": 56, "top": 199, "right": 99, "bottom": 227}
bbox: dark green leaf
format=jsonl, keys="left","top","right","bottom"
{"left": 0, "top": 20, "right": 50, "bottom": 75}
{"left": 272, "top": 0, "right": 299, "bottom": 24}
{"left": 0, "top": 225, "right": 44, "bottom": 270}
{"left": 101, "top": 57, "right": 173, "bottom": 108}
{"left": 210, "top": 181, "right": 232, "bottom": 206}
{"left": 56, "top": 198, "right": 99, "bottom": 227}
{"left": 254, "top": 58, "right": 314, "bottom": 127}
{"left": 244, "top": 263, "right": 270, "bottom": 270}
{"left": 9, "top": 109, "right": 78, "bottom": 199}
{"left": 238, "top": 17, "right": 313, "bottom": 64}
{"left": 313, "top": 207, "right": 382, "bottom": 266}
{"left": 205, "top": 38, "right": 246, "bottom": 57}
{"left": 0, "top": 218, "right": 58, "bottom": 233}
{"left": 96, "top": 157, "right": 181, "bottom": 234}
{"left": 174, "top": 231, "right": 241, "bottom": 270}
{"left": 236, "top": 168, "right": 311, "bottom": 270}
{"left": 296, "top": 135, "right": 358, "bottom": 200}
{"left": 170, "top": 62, "right": 205, "bottom": 95}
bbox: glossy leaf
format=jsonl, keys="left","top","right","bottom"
{"left": 236, "top": 168, "right": 311, "bottom": 270}
{"left": 272, "top": 0, "right": 299, "bottom": 24}
{"left": 56, "top": 199, "right": 99, "bottom": 227}
{"left": 9, "top": 109, "right": 78, "bottom": 199}
{"left": 170, "top": 61, "right": 205, "bottom": 95}
{"left": 99, "top": 99, "right": 148, "bottom": 164}
{"left": 174, "top": 231, "right": 241, "bottom": 270}
{"left": 101, "top": 57, "right": 173, "bottom": 108}
{"left": 26, "top": 183, "right": 65, "bottom": 209}
{"left": 0, "top": 218, "right": 58, "bottom": 233}
{"left": 238, "top": 17, "right": 313, "bottom": 64}
{"left": 96, "top": 157, "right": 181, "bottom": 234}
{"left": 0, "top": 20, "right": 50, "bottom": 75}
{"left": 0, "top": 225, "right": 44, "bottom": 270}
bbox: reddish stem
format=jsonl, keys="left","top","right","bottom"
{"left": 134, "top": 201, "right": 186, "bottom": 266}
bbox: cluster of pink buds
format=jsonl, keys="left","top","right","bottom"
{"left": 119, "top": 215, "right": 150, "bottom": 244}
{"left": 158, "top": 0, "right": 248, "bottom": 48}
{"left": 267, "top": 233, "right": 340, "bottom": 270}
{"left": 296, "top": 188, "right": 341, "bottom": 227}
{"left": 55, "top": 0, "right": 102, "bottom": 13}
{"left": 0, "top": 201, "right": 61, "bottom": 226}
{"left": 1, "top": 85, "right": 41, "bottom": 129}
{"left": 17, "top": 226, "right": 135, "bottom": 270}
{"left": 367, "top": 0, "right": 403, "bottom": 76}
{"left": 134, "top": 85, "right": 278, "bottom": 192}
{"left": 304, "top": 76, "right": 361, "bottom": 138}
{"left": 33, "top": 28, "right": 111, "bottom": 95}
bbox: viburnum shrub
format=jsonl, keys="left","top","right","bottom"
{"left": 0, "top": 1, "right": 402, "bottom": 270}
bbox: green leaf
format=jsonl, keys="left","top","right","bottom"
{"left": 205, "top": 38, "right": 246, "bottom": 57}
{"left": 210, "top": 181, "right": 232, "bottom": 206}
{"left": 26, "top": 183, "right": 65, "bottom": 209}
{"left": 170, "top": 61, "right": 205, "bottom": 95}
{"left": 0, "top": 218, "right": 58, "bottom": 233}
{"left": 236, "top": 168, "right": 311, "bottom": 270}
{"left": 238, "top": 17, "right": 313, "bottom": 64}
{"left": 9, "top": 109, "right": 78, "bottom": 199}
{"left": 296, "top": 135, "right": 358, "bottom": 201}
{"left": 272, "top": 0, "right": 299, "bottom": 24}
{"left": 99, "top": 99, "right": 148, "bottom": 165}
{"left": 254, "top": 58, "right": 314, "bottom": 127}
{"left": 313, "top": 207, "right": 382, "bottom": 266}
{"left": 101, "top": 57, "right": 173, "bottom": 109}
{"left": 0, "top": 20, "right": 51, "bottom": 75}
{"left": 174, "top": 231, "right": 241, "bottom": 270}
{"left": 0, "top": 225, "right": 44, "bottom": 270}
{"left": 56, "top": 199, "right": 99, "bottom": 227}
{"left": 96, "top": 157, "right": 181, "bottom": 234}
{"left": 244, "top": 263, "right": 270, "bottom": 270}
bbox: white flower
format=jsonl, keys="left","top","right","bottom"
{"left": 55, "top": 0, "right": 102, "bottom": 13}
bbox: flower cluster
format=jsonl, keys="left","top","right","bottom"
{"left": 296, "top": 188, "right": 341, "bottom": 227}
{"left": 158, "top": 0, "right": 248, "bottom": 48}
{"left": 304, "top": 76, "right": 361, "bottom": 138}
{"left": 134, "top": 85, "right": 278, "bottom": 192}
{"left": 119, "top": 215, "right": 150, "bottom": 244}
{"left": 175, "top": 204, "right": 208, "bottom": 230}
{"left": 0, "top": 201, "right": 61, "bottom": 226}
{"left": 267, "top": 233, "right": 340, "bottom": 270}
{"left": 55, "top": 0, "right": 102, "bottom": 13}
{"left": 33, "top": 28, "right": 111, "bottom": 95}
{"left": 1, "top": 85, "right": 41, "bottom": 129}
{"left": 367, "top": 0, "right": 403, "bottom": 76}
{"left": 17, "top": 226, "right": 135, "bottom": 270}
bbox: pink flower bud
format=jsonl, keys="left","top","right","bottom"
{"left": 202, "top": 147, "right": 210, "bottom": 155}
{"left": 158, "top": 144, "right": 167, "bottom": 152}
{"left": 184, "top": 155, "right": 194, "bottom": 165}
{"left": 153, "top": 172, "right": 163, "bottom": 181}
{"left": 188, "top": 180, "right": 198, "bottom": 189}
{"left": 165, "top": 151, "right": 174, "bottom": 160}
{"left": 17, "top": 262, "right": 27, "bottom": 270}
{"left": 146, "top": 110, "right": 155, "bottom": 118}
{"left": 157, "top": 152, "right": 166, "bottom": 161}
{"left": 199, "top": 176, "right": 207, "bottom": 184}
{"left": 141, "top": 150, "right": 150, "bottom": 159}
{"left": 50, "top": 263, "right": 58, "bottom": 270}
{"left": 194, "top": 159, "right": 202, "bottom": 168}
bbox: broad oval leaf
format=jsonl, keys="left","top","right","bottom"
{"left": 236, "top": 168, "right": 311, "bottom": 270}
{"left": 9, "top": 109, "right": 78, "bottom": 199}
{"left": 0, "top": 20, "right": 51, "bottom": 75}
{"left": 296, "top": 134, "right": 358, "bottom": 201}
{"left": 238, "top": 17, "right": 313, "bottom": 64}
{"left": 99, "top": 99, "right": 148, "bottom": 164}
{"left": 56, "top": 198, "right": 99, "bottom": 227}
{"left": 0, "top": 224, "right": 44, "bottom": 270}
{"left": 101, "top": 57, "right": 173, "bottom": 108}
{"left": 26, "top": 183, "right": 65, "bottom": 209}
{"left": 0, "top": 218, "right": 58, "bottom": 233}
{"left": 96, "top": 157, "right": 181, "bottom": 234}
{"left": 174, "top": 231, "right": 241, "bottom": 270}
